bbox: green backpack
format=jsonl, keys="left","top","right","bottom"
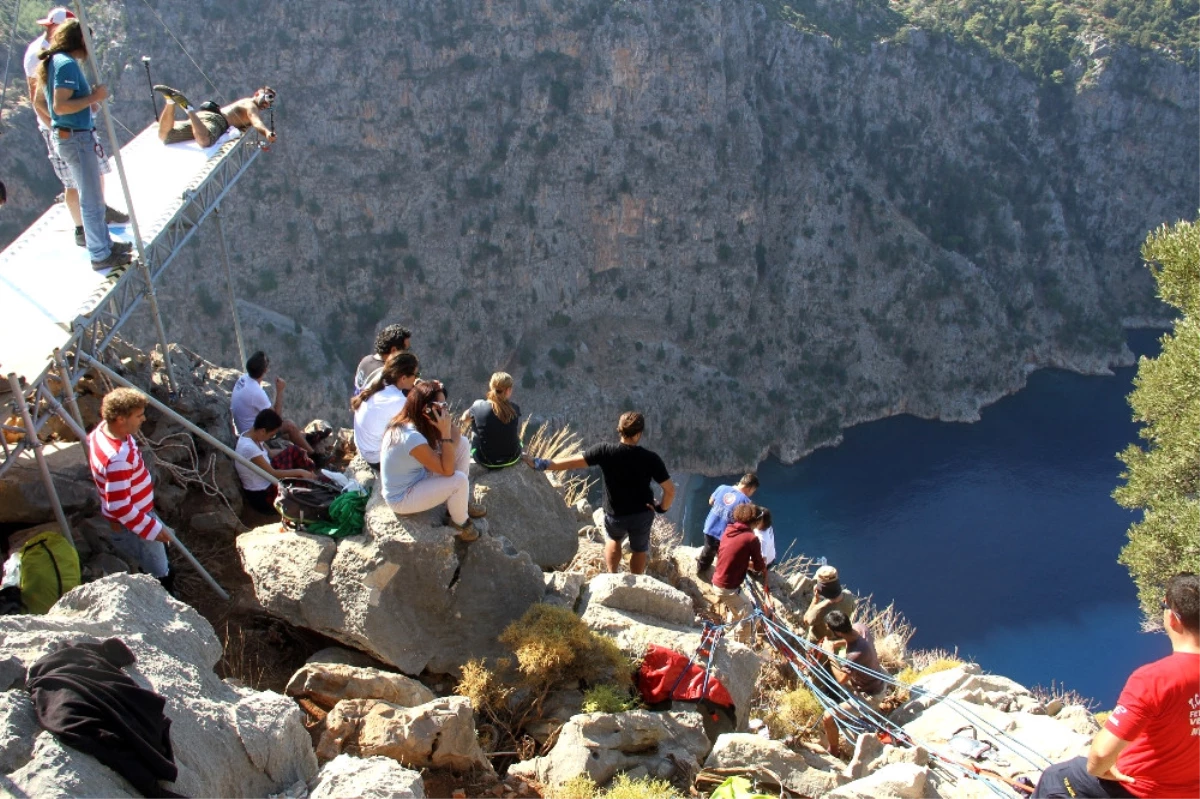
{"left": 18, "top": 530, "right": 81, "bottom": 614}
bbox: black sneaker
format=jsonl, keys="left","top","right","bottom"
{"left": 110, "top": 241, "right": 133, "bottom": 255}
{"left": 105, "top": 205, "right": 129, "bottom": 224}
{"left": 74, "top": 226, "right": 85, "bottom": 247}
{"left": 153, "top": 84, "right": 190, "bottom": 110}
{"left": 92, "top": 247, "right": 133, "bottom": 271}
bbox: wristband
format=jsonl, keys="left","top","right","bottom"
{"left": 533, "top": 457, "right": 551, "bottom": 471}
{"left": 440, "top": 438, "right": 453, "bottom": 444}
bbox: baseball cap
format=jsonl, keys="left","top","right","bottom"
{"left": 37, "top": 7, "right": 75, "bottom": 26}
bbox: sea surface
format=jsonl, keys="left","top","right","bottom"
{"left": 684, "top": 331, "right": 1168, "bottom": 707}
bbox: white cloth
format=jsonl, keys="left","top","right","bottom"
{"left": 230, "top": 373, "right": 271, "bottom": 435}
{"left": 353, "top": 385, "right": 408, "bottom": 464}
{"left": 234, "top": 435, "right": 272, "bottom": 491}
{"left": 755, "top": 525, "right": 776, "bottom": 565}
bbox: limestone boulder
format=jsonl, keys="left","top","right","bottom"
{"left": 0, "top": 441, "right": 97, "bottom": 524}
{"left": 508, "top": 710, "right": 710, "bottom": 789}
{"left": 471, "top": 464, "right": 579, "bottom": 568}
{"left": 306, "top": 646, "right": 385, "bottom": 670}
{"left": 580, "top": 603, "right": 763, "bottom": 729}
{"left": 308, "top": 754, "right": 425, "bottom": 799}
{"left": 845, "top": 734, "right": 928, "bottom": 781}
{"left": 0, "top": 690, "right": 36, "bottom": 773}
{"left": 703, "top": 733, "right": 844, "bottom": 796}
{"left": 1055, "top": 704, "right": 1102, "bottom": 737}
{"left": 316, "top": 696, "right": 491, "bottom": 774}
{"left": 826, "top": 763, "right": 930, "bottom": 799}
{"left": 580, "top": 573, "right": 695, "bottom": 627}
{"left": 543, "top": 571, "right": 585, "bottom": 609}
{"left": 0, "top": 574, "right": 317, "bottom": 797}
{"left": 286, "top": 662, "right": 435, "bottom": 709}
{"left": 237, "top": 486, "right": 545, "bottom": 674}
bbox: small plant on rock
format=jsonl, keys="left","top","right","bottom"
{"left": 897, "top": 650, "right": 965, "bottom": 685}
{"left": 581, "top": 683, "right": 641, "bottom": 714}
{"left": 602, "top": 773, "right": 679, "bottom": 798}
{"left": 764, "top": 686, "right": 824, "bottom": 738}
{"left": 556, "top": 774, "right": 599, "bottom": 798}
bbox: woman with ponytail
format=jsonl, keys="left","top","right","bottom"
{"left": 352, "top": 351, "right": 419, "bottom": 471}
{"left": 35, "top": 20, "right": 130, "bottom": 270}
{"left": 461, "top": 371, "right": 523, "bottom": 469}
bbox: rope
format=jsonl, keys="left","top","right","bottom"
{"left": 135, "top": 0, "right": 227, "bottom": 103}
{"left": 0, "top": 0, "right": 25, "bottom": 128}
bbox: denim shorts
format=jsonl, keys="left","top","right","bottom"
{"left": 603, "top": 509, "right": 655, "bottom": 553}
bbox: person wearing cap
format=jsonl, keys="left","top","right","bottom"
{"left": 803, "top": 565, "right": 857, "bottom": 641}
{"left": 153, "top": 84, "right": 277, "bottom": 147}
{"left": 33, "top": 19, "right": 131, "bottom": 270}
{"left": 24, "top": 6, "right": 128, "bottom": 251}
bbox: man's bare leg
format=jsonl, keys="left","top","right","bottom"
{"left": 157, "top": 101, "right": 177, "bottom": 142}
{"left": 604, "top": 539, "right": 623, "bottom": 573}
{"left": 280, "top": 419, "right": 314, "bottom": 454}
{"left": 629, "top": 551, "right": 648, "bottom": 575}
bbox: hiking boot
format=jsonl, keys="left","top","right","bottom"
{"left": 467, "top": 502, "right": 487, "bottom": 519}
{"left": 91, "top": 247, "right": 133, "bottom": 271}
{"left": 74, "top": 226, "right": 85, "bottom": 247}
{"left": 153, "top": 84, "right": 191, "bottom": 110}
{"left": 105, "top": 205, "right": 129, "bottom": 224}
{"left": 446, "top": 517, "right": 479, "bottom": 542}
{"left": 110, "top": 241, "right": 133, "bottom": 255}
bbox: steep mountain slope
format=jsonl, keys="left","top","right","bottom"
{"left": 2, "top": 0, "right": 1195, "bottom": 472}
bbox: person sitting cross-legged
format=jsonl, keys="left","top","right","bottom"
{"left": 461, "top": 371, "right": 524, "bottom": 469}
{"left": 818, "top": 609, "right": 889, "bottom": 759}
{"left": 380, "top": 380, "right": 485, "bottom": 541}
{"left": 235, "top": 409, "right": 317, "bottom": 515}
{"left": 352, "top": 351, "right": 420, "bottom": 472}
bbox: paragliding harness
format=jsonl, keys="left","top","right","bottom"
{"left": 637, "top": 622, "right": 737, "bottom": 738}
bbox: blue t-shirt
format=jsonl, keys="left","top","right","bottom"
{"left": 380, "top": 423, "right": 430, "bottom": 504}
{"left": 47, "top": 53, "right": 92, "bottom": 130}
{"left": 702, "top": 485, "right": 750, "bottom": 539}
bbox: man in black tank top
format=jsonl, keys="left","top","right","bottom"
{"left": 530, "top": 411, "right": 674, "bottom": 574}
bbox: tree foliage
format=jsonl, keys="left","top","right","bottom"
{"left": 1113, "top": 218, "right": 1200, "bottom": 623}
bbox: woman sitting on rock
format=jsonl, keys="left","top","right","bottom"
{"left": 461, "top": 371, "right": 524, "bottom": 469}
{"left": 236, "top": 409, "right": 318, "bottom": 515}
{"left": 380, "top": 380, "right": 485, "bottom": 541}
{"left": 351, "top": 352, "right": 420, "bottom": 472}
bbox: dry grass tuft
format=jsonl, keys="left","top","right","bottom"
{"left": 1031, "top": 680, "right": 1098, "bottom": 712}
{"left": 763, "top": 686, "right": 824, "bottom": 738}
{"left": 501, "top": 604, "right": 631, "bottom": 687}
{"left": 897, "top": 649, "right": 965, "bottom": 685}
{"left": 522, "top": 419, "right": 584, "bottom": 461}
{"left": 456, "top": 657, "right": 515, "bottom": 714}
{"left": 770, "top": 543, "right": 819, "bottom": 582}
{"left": 601, "top": 774, "right": 679, "bottom": 799}
{"left": 857, "top": 594, "right": 915, "bottom": 672}
{"left": 556, "top": 774, "right": 599, "bottom": 799}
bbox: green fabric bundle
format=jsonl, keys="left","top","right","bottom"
{"left": 305, "top": 491, "right": 368, "bottom": 539}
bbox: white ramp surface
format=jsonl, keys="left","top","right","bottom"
{"left": 0, "top": 124, "right": 243, "bottom": 383}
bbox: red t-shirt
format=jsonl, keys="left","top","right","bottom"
{"left": 1105, "top": 651, "right": 1200, "bottom": 798}
{"left": 712, "top": 523, "right": 765, "bottom": 590}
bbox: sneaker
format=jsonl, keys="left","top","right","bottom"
{"left": 467, "top": 502, "right": 487, "bottom": 519}
{"left": 446, "top": 518, "right": 479, "bottom": 542}
{"left": 110, "top": 241, "right": 133, "bottom": 255}
{"left": 105, "top": 205, "right": 129, "bottom": 224}
{"left": 91, "top": 247, "right": 133, "bottom": 271}
{"left": 74, "top": 226, "right": 85, "bottom": 247}
{"left": 153, "top": 84, "right": 190, "bottom": 110}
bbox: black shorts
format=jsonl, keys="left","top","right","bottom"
{"left": 243, "top": 486, "right": 278, "bottom": 515}
{"left": 603, "top": 510, "right": 654, "bottom": 553}
{"left": 1032, "top": 757, "right": 1135, "bottom": 799}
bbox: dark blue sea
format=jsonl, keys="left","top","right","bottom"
{"left": 684, "top": 331, "right": 1168, "bottom": 707}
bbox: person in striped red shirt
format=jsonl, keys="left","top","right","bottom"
{"left": 87, "top": 388, "right": 175, "bottom": 589}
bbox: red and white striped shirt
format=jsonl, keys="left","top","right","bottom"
{"left": 87, "top": 424, "right": 163, "bottom": 541}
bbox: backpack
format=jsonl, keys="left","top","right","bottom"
{"left": 0, "top": 530, "right": 81, "bottom": 615}
{"left": 275, "top": 478, "right": 341, "bottom": 531}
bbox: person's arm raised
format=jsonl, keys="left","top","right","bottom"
{"left": 408, "top": 406, "right": 457, "bottom": 476}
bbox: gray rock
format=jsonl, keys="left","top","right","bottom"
{"left": 471, "top": 464, "right": 579, "bottom": 568}
{"left": 703, "top": 733, "right": 844, "bottom": 796}
{"left": 525, "top": 689, "right": 585, "bottom": 744}
{"left": 306, "top": 646, "right": 385, "bottom": 670}
{"left": 316, "top": 696, "right": 492, "bottom": 774}
{"left": 1055, "top": 704, "right": 1102, "bottom": 737}
{"left": 846, "top": 735, "right": 929, "bottom": 781}
{"left": 580, "top": 573, "right": 695, "bottom": 626}
{"left": 0, "top": 690, "right": 37, "bottom": 773}
{"left": 286, "top": 662, "right": 436, "bottom": 709}
{"left": 0, "top": 442, "right": 97, "bottom": 524}
{"left": 237, "top": 485, "right": 545, "bottom": 674}
{"left": 508, "top": 710, "right": 709, "bottom": 789}
{"left": 0, "top": 574, "right": 317, "bottom": 797}
{"left": 826, "top": 762, "right": 929, "bottom": 799}
{"left": 308, "top": 754, "right": 425, "bottom": 799}
{"left": 543, "top": 571, "right": 586, "bottom": 609}
{"left": 0, "top": 657, "right": 24, "bottom": 691}
{"left": 580, "top": 603, "right": 762, "bottom": 729}
{"left": 188, "top": 508, "right": 242, "bottom": 534}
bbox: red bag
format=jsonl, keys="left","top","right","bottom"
{"left": 636, "top": 644, "right": 734, "bottom": 708}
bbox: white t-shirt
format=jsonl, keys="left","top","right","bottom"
{"left": 755, "top": 525, "right": 776, "bottom": 565}
{"left": 353, "top": 384, "right": 408, "bottom": 464}
{"left": 380, "top": 423, "right": 429, "bottom": 503}
{"left": 231, "top": 373, "right": 271, "bottom": 435}
{"left": 234, "top": 435, "right": 272, "bottom": 491}
{"left": 23, "top": 36, "right": 49, "bottom": 131}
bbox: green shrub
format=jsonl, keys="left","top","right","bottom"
{"left": 764, "top": 687, "right": 823, "bottom": 737}
{"left": 582, "top": 684, "right": 640, "bottom": 714}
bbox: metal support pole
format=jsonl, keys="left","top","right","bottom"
{"left": 80, "top": 353, "right": 277, "bottom": 486}
{"left": 72, "top": 0, "right": 176, "bottom": 395}
{"left": 52, "top": 348, "right": 86, "bottom": 432}
{"left": 7, "top": 373, "right": 75, "bottom": 547}
{"left": 42, "top": 391, "right": 88, "bottom": 442}
{"left": 214, "top": 207, "right": 248, "bottom": 368}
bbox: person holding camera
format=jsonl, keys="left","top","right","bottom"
{"left": 380, "top": 380, "right": 485, "bottom": 541}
